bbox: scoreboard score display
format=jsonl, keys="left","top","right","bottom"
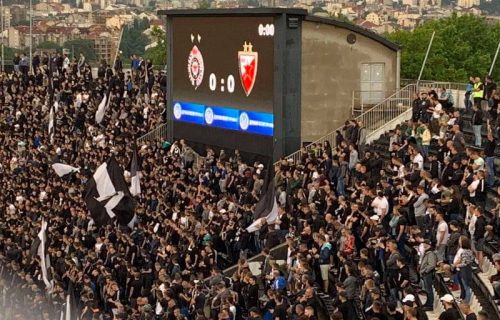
{"left": 165, "top": 10, "right": 304, "bottom": 159}
{"left": 172, "top": 17, "right": 275, "bottom": 115}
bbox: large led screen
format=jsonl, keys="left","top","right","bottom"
{"left": 170, "top": 16, "right": 275, "bottom": 155}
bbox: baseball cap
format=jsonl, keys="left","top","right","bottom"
{"left": 402, "top": 294, "right": 415, "bottom": 303}
{"left": 440, "top": 294, "right": 455, "bottom": 303}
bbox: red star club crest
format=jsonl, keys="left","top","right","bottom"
{"left": 238, "top": 42, "right": 258, "bottom": 96}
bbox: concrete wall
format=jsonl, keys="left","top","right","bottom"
{"left": 301, "top": 20, "right": 399, "bottom": 143}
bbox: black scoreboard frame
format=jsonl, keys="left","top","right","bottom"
{"left": 160, "top": 8, "right": 306, "bottom": 161}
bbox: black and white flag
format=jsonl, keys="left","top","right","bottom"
{"left": 95, "top": 93, "right": 107, "bottom": 124}
{"left": 84, "top": 157, "right": 135, "bottom": 227}
{"left": 31, "top": 220, "right": 52, "bottom": 289}
{"left": 63, "top": 282, "right": 80, "bottom": 320}
{"left": 48, "top": 103, "right": 55, "bottom": 144}
{"left": 52, "top": 163, "right": 80, "bottom": 177}
{"left": 129, "top": 147, "right": 141, "bottom": 196}
{"left": 246, "top": 161, "right": 278, "bottom": 233}
{"left": 246, "top": 180, "right": 279, "bottom": 233}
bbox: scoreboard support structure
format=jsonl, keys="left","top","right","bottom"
{"left": 160, "top": 9, "right": 307, "bottom": 161}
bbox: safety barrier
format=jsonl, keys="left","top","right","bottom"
{"left": 283, "top": 83, "right": 417, "bottom": 164}
{"left": 136, "top": 123, "right": 168, "bottom": 144}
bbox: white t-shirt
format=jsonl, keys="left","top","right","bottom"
{"left": 436, "top": 220, "right": 450, "bottom": 245}
{"left": 469, "top": 179, "right": 480, "bottom": 197}
{"left": 413, "top": 153, "right": 424, "bottom": 170}
{"left": 453, "top": 248, "right": 463, "bottom": 265}
{"left": 468, "top": 213, "right": 477, "bottom": 235}
{"left": 433, "top": 103, "right": 442, "bottom": 119}
{"left": 372, "top": 196, "right": 389, "bottom": 217}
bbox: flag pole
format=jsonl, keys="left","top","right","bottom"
{"left": 29, "top": 0, "right": 33, "bottom": 73}
{"left": 417, "top": 31, "right": 435, "bottom": 91}
{"left": 489, "top": 41, "right": 500, "bottom": 76}
{"left": 1, "top": 0, "right": 4, "bottom": 73}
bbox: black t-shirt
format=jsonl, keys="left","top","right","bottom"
{"left": 439, "top": 308, "right": 461, "bottom": 320}
{"left": 387, "top": 311, "right": 404, "bottom": 320}
{"left": 366, "top": 310, "right": 388, "bottom": 320}
{"left": 485, "top": 82, "right": 497, "bottom": 99}
{"left": 397, "top": 265, "right": 410, "bottom": 287}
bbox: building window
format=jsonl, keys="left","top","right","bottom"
{"left": 360, "top": 63, "right": 385, "bottom": 105}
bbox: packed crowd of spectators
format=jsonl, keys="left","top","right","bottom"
{"left": 0, "top": 52, "right": 499, "bottom": 320}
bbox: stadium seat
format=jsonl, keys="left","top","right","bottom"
{"left": 248, "top": 262, "right": 262, "bottom": 276}
{"left": 477, "top": 258, "right": 498, "bottom": 296}
{"left": 275, "top": 260, "right": 286, "bottom": 267}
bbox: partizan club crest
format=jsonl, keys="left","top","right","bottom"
{"left": 187, "top": 43, "right": 204, "bottom": 90}
{"left": 238, "top": 42, "right": 258, "bottom": 96}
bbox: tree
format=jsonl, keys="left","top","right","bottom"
{"left": 63, "top": 39, "right": 96, "bottom": 62}
{"left": 119, "top": 18, "right": 150, "bottom": 63}
{"left": 386, "top": 14, "right": 500, "bottom": 82}
{"left": 198, "top": 0, "right": 211, "bottom": 9}
{"left": 143, "top": 26, "right": 166, "bottom": 66}
{"left": 37, "top": 41, "right": 62, "bottom": 52}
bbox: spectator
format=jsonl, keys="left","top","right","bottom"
{"left": 438, "top": 294, "right": 461, "bottom": 320}
{"left": 459, "top": 302, "right": 477, "bottom": 320}
{"left": 471, "top": 104, "right": 483, "bottom": 147}
{"left": 420, "top": 239, "right": 438, "bottom": 310}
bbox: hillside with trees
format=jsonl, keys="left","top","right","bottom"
{"left": 386, "top": 14, "right": 500, "bottom": 82}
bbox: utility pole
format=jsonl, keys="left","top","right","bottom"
{"left": 29, "top": 0, "right": 33, "bottom": 73}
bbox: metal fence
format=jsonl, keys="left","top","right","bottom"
{"left": 136, "top": 123, "right": 207, "bottom": 172}
{"left": 136, "top": 123, "right": 168, "bottom": 144}
{"left": 351, "top": 90, "right": 396, "bottom": 116}
{"left": 401, "top": 79, "right": 467, "bottom": 91}
{"left": 281, "top": 84, "right": 417, "bottom": 164}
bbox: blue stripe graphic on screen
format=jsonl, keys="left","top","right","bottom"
{"left": 173, "top": 101, "right": 274, "bottom": 136}
{"left": 241, "top": 111, "right": 274, "bottom": 136}
{"left": 206, "top": 106, "right": 240, "bottom": 130}
{"left": 173, "top": 102, "right": 205, "bottom": 125}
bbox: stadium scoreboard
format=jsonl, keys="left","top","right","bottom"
{"left": 163, "top": 9, "right": 306, "bottom": 160}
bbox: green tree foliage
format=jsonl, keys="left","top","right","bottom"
{"left": 63, "top": 39, "right": 96, "bottom": 62}
{"left": 143, "top": 26, "right": 166, "bottom": 66}
{"left": 386, "top": 14, "right": 500, "bottom": 82}
{"left": 37, "top": 41, "right": 62, "bottom": 52}
{"left": 120, "top": 18, "right": 150, "bottom": 63}
{"left": 3, "top": 47, "right": 23, "bottom": 62}
{"left": 198, "top": 0, "right": 211, "bottom": 9}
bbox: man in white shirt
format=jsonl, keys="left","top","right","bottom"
{"left": 371, "top": 191, "right": 389, "bottom": 220}
{"left": 429, "top": 98, "right": 442, "bottom": 138}
{"left": 412, "top": 148, "right": 424, "bottom": 170}
{"left": 435, "top": 212, "right": 449, "bottom": 262}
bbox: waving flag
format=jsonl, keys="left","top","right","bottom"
{"left": 84, "top": 157, "right": 135, "bottom": 226}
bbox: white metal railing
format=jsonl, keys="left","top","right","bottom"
{"left": 401, "top": 79, "right": 467, "bottom": 91}
{"left": 281, "top": 84, "right": 417, "bottom": 165}
{"left": 351, "top": 90, "right": 396, "bottom": 116}
{"left": 136, "top": 123, "right": 168, "bottom": 144}
{"left": 136, "top": 123, "right": 207, "bottom": 171}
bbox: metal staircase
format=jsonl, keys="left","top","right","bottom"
{"left": 283, "top": 83, "right": 418, "bottom": 164}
